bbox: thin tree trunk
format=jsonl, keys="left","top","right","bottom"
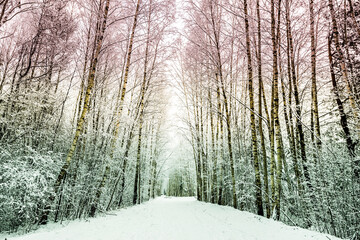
{"left": 309, "top": 0, "right": 321, "bottom": 150}
{"left": 133, "top": 0, "right": 152, "bottom": 204}
{"left": 244, "top": 0, "right": 263, "bottom": 216}
{"left": 209, "top": 87, "right": 218, "bottom": 203}
{"left": 271, "top": 0, "right": 283, "bottom": 220}
{"left": 255, "top": 0, "right": 270, "bottom": 218}
{"left": 285, "top": 0, "right": 301, "bottom": 193}
{"left": 200, "top": 92, "right": 208, "bottom": 202}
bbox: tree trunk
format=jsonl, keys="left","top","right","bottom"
{"left": 285, "top": 0, "right": 301, "bottom": 193}
{"left": 244, "top": 0, "right": 263, "bottom": 216}
{"left": 271, "top": 0, "right": 283, "bottom": 220}
{"left": 309, "top": 0, "right": 321, "bottom": 150}
{"left": 133, "top": 0, "right": 152, "bottom": 204}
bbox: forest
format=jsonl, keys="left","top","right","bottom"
{"left": 0, "top": 0, "right": 359, "bottom": 239}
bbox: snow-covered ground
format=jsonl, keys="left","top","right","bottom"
{"left": 3, "top": 196, "right": 341, "bottom": 240}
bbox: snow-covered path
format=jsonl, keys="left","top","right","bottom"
{"left": 6, "top": 197, "right": 340, "bottom": 240}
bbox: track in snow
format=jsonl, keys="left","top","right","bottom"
{"left": 5, "top": 197, "right": 340, "bottom": 240}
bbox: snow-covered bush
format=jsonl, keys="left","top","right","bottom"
{"left": 0, "top": 147, "right": 61, "bottom": 232}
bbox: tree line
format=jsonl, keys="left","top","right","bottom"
{"left": 0, "top": 0, "right": 174, "bottom": 233}
{"left": 168, "top": 0, "right": 359, "bottom": 238}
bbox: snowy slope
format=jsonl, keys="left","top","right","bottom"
{"left": 3, "top": 197, "right": 341, "bottom": 240}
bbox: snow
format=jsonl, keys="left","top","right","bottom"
{"left": 3, "top": 197, "right": 341, "bottom": 240}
